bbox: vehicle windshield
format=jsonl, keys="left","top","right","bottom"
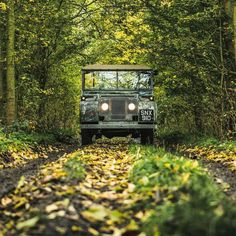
{"left": 84, "top": 71, "right": 152, "bottom": 90}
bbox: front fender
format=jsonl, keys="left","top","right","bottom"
{"left": 80, "top": 101, "right": 99, "bottom": 123}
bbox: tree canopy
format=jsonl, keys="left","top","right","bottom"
{"left": 0, "top": 0, "right": 235, "bottom": 138}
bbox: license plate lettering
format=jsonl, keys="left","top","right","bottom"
{"left": 140, "top": 109, "right": 154, "bottom": 121}
{"left": 141, "top": 110, "right": 152, "bottom": 116}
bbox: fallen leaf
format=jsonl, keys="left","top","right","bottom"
{"left": 1, "top": 197, "right": 12, "bottom": 206}
{"left": 125, "top": 219, "right": 139, "bottom": 231}
{"left": 16, "top": 176, "right": 25, "bottom": 189}
{"left": 16, "top": 216, "right": 39, "bottom": 230}
{"left": 47, "top": 210, "right": 66, "bottom": 219}
{"left": 128, "top": 183, "right": 136, "bottom": 192}
{"left": 71, "top": 225, "right": 82, "bottom": 232}
{"left": 81, "top": 204, "right": 108, "bottom": 222}
{"left": 14, "top": 197, "right": 28, "bottom": 209}
{"left": 45, "top": 203, "right": 59, "bottom": 213}
{"left": 88, "top": 227, "right": 99, "bottom": 235}
{"left": 139, "top": 176, "right": 149, "bottom": 185}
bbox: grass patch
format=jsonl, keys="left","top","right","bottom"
{"left": 129, "top": 145, "right": 236, "bottom": 236}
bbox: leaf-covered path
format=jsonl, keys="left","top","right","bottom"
{"left": 1, "top": 139, "right": 236, "bottom": 236}
{"left": 0, "top": 140, "right": 140, "bottom": 236}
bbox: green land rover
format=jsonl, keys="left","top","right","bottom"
{"left": 80, "top": 65, "right": 157, "bottom": 145}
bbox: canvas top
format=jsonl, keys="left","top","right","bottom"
{"left": 82, "top": 64, "right": 152, "bottom": 71}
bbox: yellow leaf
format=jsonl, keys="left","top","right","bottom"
{"left": 1, "top": 197, "right": 12, "bottom": 206}
{"left": 81, "top": 204, "right": 108, "bottom": 222}
{"left": 182, "top": 173, "right": 190, "bottom": 184}
{"left": 109, "top": 210, "right": 124, "bottom": 223}
{"left": 128, "top": 183, "right": 136, "bottom": 192}
{"left": 45, "top": 203, "right": 59, "bottom": 213}
{"left": 164, "top": 163, "right": 171, "bottom": 169}
{"left": 71, "top": 225, "right": 82, "bottom": 232}
{"left": 16, "top": 216, "right": 39, "bottom": 230}
{"left": 173, "top": 165, "right": 180, "bottom": 172}
{"left": 47, "top": 210, "right": 66, "bottom": 219}
{"left": 124, "top": 219, "right": 139, "bottom": 231}
{"left": 45, "top": 199, "right": 70, "bottom": 213}
{"left": 5, "top": 220, "right": 14, "bottom": 230}
{"left": 0, "top": 3, "right": 7, "bottom": 11}
{"left": 100, "top": 191, "right": 117, "bottom": 200}
{"left": 135, "top": 211, "right": 144, "bottom": 219}
{"left": 88, "top": 227, "right": 99, "bottom": 236}
{"left": 14, "top": 197, "right": 28, "bottom": 209}
{"left": 139, "top": 176, "right": 149, "bottom": 185}
{"left": 191, "top": 161, "right": 199, "bottom": 168}
{"left": 16, "top": 176, "right": 25, "bottom": 189}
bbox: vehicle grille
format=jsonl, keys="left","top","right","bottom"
{"left": 111, "top": 99, "right": 126, "bottom": 119}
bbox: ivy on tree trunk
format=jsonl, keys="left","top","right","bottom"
{"left": 0, "top": 31, "right": 3, "bottom": 122}
{"left": 233, "top": 2, "right": 236, "bottom": 64}
{"left": 6, "top": 0, "right": 15, "bottom": 125}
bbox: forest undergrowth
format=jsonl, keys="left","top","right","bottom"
{"left": 176, "top": 138, "right": 236, "bottom": 171}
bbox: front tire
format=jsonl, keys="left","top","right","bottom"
{"left": 81, "top": 129, "right": 93, "bottom": 145}
{"left": 140, "top": 129, "right": 154, "bottom": 145}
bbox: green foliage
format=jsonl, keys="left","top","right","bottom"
{"left": 64, "top": 156, "right": 86, "bottom": 180}
{"left": 184, "top": 136, "right": 236, "bottom": 151}
{"left": 130, "top": 146, "right": 212, "bottom": 196}
{"left": 0, "top": 129, "right": 28, "bottom": 152}
{"left": 1, "top": 0, "right": 235, "bottom": 137}
{"left": 87, "top": 0, "right": 235, "bottom": 138}
{"left": 145, "top": 0, "right": 235, "bottom": 137}
{"left": 129, "top": 145, "right": 236, "bottom": 236}
{"left": 0, "top": 126, "right": 55, "bottom": 152}
{"left": 1, "top": 0, "right": 92, "bottom": 131}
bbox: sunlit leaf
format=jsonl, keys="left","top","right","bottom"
{"left": 16, "top": 216, "right": 39, "bottom": 230}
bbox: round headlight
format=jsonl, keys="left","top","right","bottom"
{"left": 128, "top": 103, "right": 136, "bottom": 111}
{"left": 101, "top": 102, "right": 109, "bottom": 111}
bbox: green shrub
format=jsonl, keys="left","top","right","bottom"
{"left": 129, "top": 145, "right": 236, "bottom": 236}
{"left": 0, "top": 127, "right": 56, "bottom": 153}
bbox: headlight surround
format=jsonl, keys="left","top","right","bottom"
{"left": 128, "top": 103, "right": 136, "bottom": 111}
{"left": 101, "top": 102, "right": 109, "bottom": 111}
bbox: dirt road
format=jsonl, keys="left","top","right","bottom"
{"left": 0, "top": 140, "right": 140, "bottom": 235}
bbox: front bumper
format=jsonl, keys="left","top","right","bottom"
{"left": 80, "top": 122, "right": 157, "bottom": 130}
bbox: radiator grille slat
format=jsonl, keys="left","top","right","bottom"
{"left": 111, "top": 98, "right": 126, "bottom": 120}
{"left": 112, "top": 100, "right": 125, "bottom": 114}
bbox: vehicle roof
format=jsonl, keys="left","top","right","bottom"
{"left": 82, "top": 64, "right": 153, "bottom": 71}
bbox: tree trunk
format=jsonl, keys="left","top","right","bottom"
{"left": 233, "top": 2, "right": 236, "bottom": 64}
{"left": 0, "top": 31, "right": 4, "bottom": 122}
{"left": 225, "top": 0, "right": 236, "bottom": 63}
{"left": 6, "top": 0, "right": 16, "bottom": 125}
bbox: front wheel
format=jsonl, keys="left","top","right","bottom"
{"left": 140, "top": 129, "right": 154, "bottom": 145}
{"left": 81, "top": 129, "right": 93, "bottom": 145}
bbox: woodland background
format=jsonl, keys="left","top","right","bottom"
{"left": 0, "top": 0, "right": 235, "bottom": 139}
